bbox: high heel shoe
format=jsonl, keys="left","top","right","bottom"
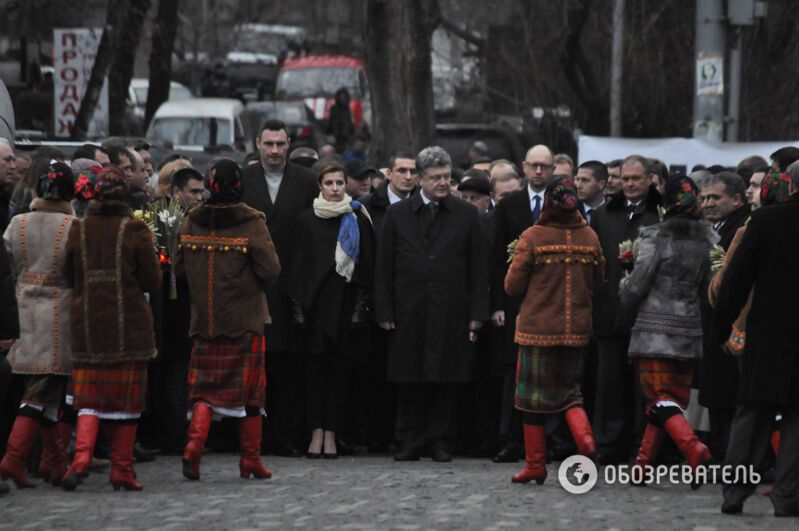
{"left": 306, "top": 451, "right": 322, "bottom": 459}
{"left": 322, "top": 452, "right": 338, "bottom": 460}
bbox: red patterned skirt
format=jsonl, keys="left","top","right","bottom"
{"left": 72, "top": 361, "right": 148, "bottom": 413}
{"left": 514, "top": 345, "right": 585, "bottom": 414}
{"left": 637, "top": 357, "right": 694, "bottom": 413}
{"left": 188, "top": 333, "right": 266, "bottom": 409}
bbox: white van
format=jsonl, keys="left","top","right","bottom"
{"left": 146, "top": 98, "right": 245, "bottom": 151}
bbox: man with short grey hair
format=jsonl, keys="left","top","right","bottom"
{"left": 375, "top": 145, "right": 489, "bottom": 463}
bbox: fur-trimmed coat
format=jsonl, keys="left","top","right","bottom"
{"left": 63, "top": 200, "right": 161, "bottom": 364}
{"left": 619, "top": 216, "right": 718, "bottom": 360}
{"left": 174, "top": 202, "right": 281, "bottom": 340}
{"left": 504, "top": 208, "right": 604, "bottom": 347}
{"left": 4, "top": 199, "right": 76, "bottom": 374}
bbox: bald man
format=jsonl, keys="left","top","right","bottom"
{"left": 490, "top": 144, "right": 555, "bottom": 462}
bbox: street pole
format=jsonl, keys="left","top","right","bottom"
{"left": 727, "top": 27, "right": 742, "bottom": 142}
{"left": 693, "top": 0, "right": 725, "bottom": 141}
{"left": 609, "top": 0, "right": 624, "bottom": 137}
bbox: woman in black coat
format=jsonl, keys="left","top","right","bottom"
{"left": 286, "top": 162, "right": 375, "bottom": 458}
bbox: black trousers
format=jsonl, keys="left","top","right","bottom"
{"left": 306, "top": 352, "right": 350, "bottom": 433}
{"left": 395, "top": 383, "right": 457, "bottom": 452}
{"left": 708, "top": 406, "right": 736, "bottom": 462}
{"left": 592, "top": 334, "right": 637, "bottom": 456}
{"left": 724, "top": 405, "right": 799, "bottom": 512}
{"left": 498, "top": 365, "right": 522, "bottom": 447}
{"left": 264, "top": 351, "right": 305, "bottom": 448}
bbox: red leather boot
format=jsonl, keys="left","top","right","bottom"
{"left": 239, "top": 416, "right": 272, "bottom": 479}
{"left": 511, "top": 424, "right": 547, "bottom": 484}
{"left": 62, "top": 414, "right": 99, "bottom": 491}
{"left": 108, "top": 424, "right": 143, "bottom": 491}
{"left": 663, "top": 413, "right": 711, "bottom": 489}
{"left": 182, "top": 402, "right": 212, "bottom": 480}
{"left": 632, "top": 423, "right": 664, "bottom": 486}
{"left": 0, "top": 415, "right": 40, "bottom": 488}
{"left": 39, "top": 424, "right": 68, "bottom": 486}
{"left": 771, "top": 431, "right": 780, "bottom": 455}
{"left": 565, "top": 407, "right": 597, "bottom": 458}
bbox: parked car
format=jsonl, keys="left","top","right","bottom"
{"left": 225, "top": 24, "right": 307, "bottom": 101}
{"left": 434, "top": 121, "right": 525, "bottom": 169}
{"left": 129, "top": 79, "right": 193, "bottom": 120}
{"left": 275, "top": 55, "right": 370, "bottom": 129}
{"left": 241, "top": 101, "right": 325, "bottom": 152}
{"left": 146, "top": 98, "right": 246, "bottom": 151}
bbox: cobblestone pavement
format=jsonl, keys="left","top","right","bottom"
{"left": 0, "top": 454, "right": 797, "bottom": 530}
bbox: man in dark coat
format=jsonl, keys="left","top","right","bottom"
{"left": 490, "top": 145, "right": 554, "bottom": 462}
{"left": 698, "top": 172, "right": 751, "bottom": 461}
{"left": 241, "top": 119, "right": 318, "bottom": 457}
{"left": 375, "top": 146, "right": 489, "bottom": 462}
{"left": 0, "top": 241, "right": 18, "bottom": 496}
{"left": 360, "top": 152, "right": 417, "bottom": 234}
{"left": 590, "top": 154, "right": 662, "bottom": 464}
{"left": 714, "top": 176, "right": 799, "bottom": 517}
{"left": 357, "top": 152, "right": 417, "bottom": 451}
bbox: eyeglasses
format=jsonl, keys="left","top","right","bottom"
{"left": 524, "top": 162, "right": 553, "bottom": 171}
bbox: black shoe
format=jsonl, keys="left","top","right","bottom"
{"left": 0, "top": 481, "right": 9, "bottom": 496}
{"left": 493, "top": 447, "right": 521, "bottom": 463}
{"left": 323, "top": 452, "right": 338, "bottom": 460}
{"left": 134, "top": 443, "right": 157, "bottom": 463}
{"left": 432, "top": 447, "right": 452, "bottom": 463}
{"left": 773, "top": 501, "right": 799, "bottom": 517}
{"left": 394, "top": 447, "right": 421, "bottom": 461}
{"left": 306, "top": 452, "right": 322, "bottom": 459}
{"left": 273, "top": 442, "right": 302, "bottom": 458}
{"left": 721, "top": 501, "right": 743, "bottom": 515}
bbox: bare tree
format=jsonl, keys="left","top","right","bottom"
{"left": 145, "top": 0, "right": 180, "bottom": 127}
{"left": 71, "top": 0, "right": 121, "bottom": 140}
{"left": 364, "top": 0, "right": 440, "bottom": 165}
{"left": 108, "top": 0, "right": 152, "bottom": 135}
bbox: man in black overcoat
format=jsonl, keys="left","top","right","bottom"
{"left": 714, "top": 172, "right": 799, "bottom": 517}
{"left": 375, "top": 146, "right": 488, "bottom": 462}
{"left": 590, "top": 155, "right": 662, "bottom": 464}
{"left": 241, "top": 119, "right": 318, "bottom": 456}
{"left": 698, "top": 172, "right": 750, "bottom": 461}
{"left": 490, "top": 144, "right": 554, "bottom": 462}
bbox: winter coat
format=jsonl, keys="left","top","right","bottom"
{"left": 63, "top": 200, "right": 161, "bottom": 364}
{"left": 374, "top": 193, "right": 489, "bottom": 383}
{"left": 241, "top": 161, "right": 318, "bottom": 352}
{"left": 4, "top": 199, "right": 76, "bottom": 374}
{"left": 713, "top": 193, "right": 799, "bottom": 409}
{"left": 174, "top": 202, "right": 281, "bottom": 340}
{"left": 285, "top": 208, "right": 375, "bottom": 354}
{"left": 619, "top": 216, "right": 718, "bottom": 360}
{"left": 590, "top": 186, "right": 663, "bottom": 336}
{"left": 504, "top": 209, "right": 604, "bottom": 347}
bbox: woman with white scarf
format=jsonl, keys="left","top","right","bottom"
{"left": 285, "top": 162, "right": 376, "bottom": 459}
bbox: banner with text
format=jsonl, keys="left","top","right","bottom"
{"left": 53, "top": 28, "right": 109, "bottom": 138}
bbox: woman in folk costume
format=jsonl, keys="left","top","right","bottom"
{"left": 285, "top": 162, "right": 375, "bottom": 459}
{"left": 619, "top": 175, "right": 717, "bottom": 486}
{"left": 61, "top": 165, "right": 161, "bottom": 491}
{"left": 504, "top": 177, "right": 604, "bottom": 484}
{"left": 708, "top": 171, "right": 792, "bottom": 457}
{"left": 174, "top": 159, "right": 280, "bottom": 481}
{"left": 0, "top": 162, "right": 77, "bottom": 488}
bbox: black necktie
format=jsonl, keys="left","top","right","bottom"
{"left": 421, "top": 202, "right": 438, "bottom": 236}
{"left": 626, "top": 203, "right": 638, "bottom": 218}
{"left": 532, "top": 196, "right": 542, "bottom": 222}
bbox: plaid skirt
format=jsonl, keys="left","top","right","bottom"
{"left": 72, "top": 361, "right": 148, "bottom": 413}
{"left": 515, "top": 345, "right": 584, "bottom": 413}
{"left": 637, "top": 357, "right": 694, "bottom": 413}
{"left": 188, "top": 333, "right": 266, "bottom": 409}
{"left": 21, "top": 375, "right": 67, "bottom": 409}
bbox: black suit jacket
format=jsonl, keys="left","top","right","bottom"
{"left": 241, "top": 161, "right": 318, "bottom": 351}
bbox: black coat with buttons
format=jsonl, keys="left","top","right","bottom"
{"left": 374, "top": 192, "right": 489, "bottom": 382}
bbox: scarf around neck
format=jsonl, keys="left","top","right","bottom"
{"left": 313, "top": 193, "right": 370, "bottom": 282}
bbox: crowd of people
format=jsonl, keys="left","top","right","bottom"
{"left": 0, "top": 128, "right": 797, "bottom": 516}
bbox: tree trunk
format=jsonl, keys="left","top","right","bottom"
{"left": 108, "top": 0, "right": 151, "bottom": 136}
{"left": 145, "top": 0, "right": 180, "bottom": 128}
{"left": 364, "top": 0, "right": 440, "bottom": 166}
{"left": 71, "top": 0, "right": 121, "bottom": 140}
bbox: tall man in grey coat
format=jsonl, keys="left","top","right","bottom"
{"left": 375, "top": 146, "right": 489, "bottom": 462}
{"left": 241, "top": 119, "right": 318, "bottom": 457}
